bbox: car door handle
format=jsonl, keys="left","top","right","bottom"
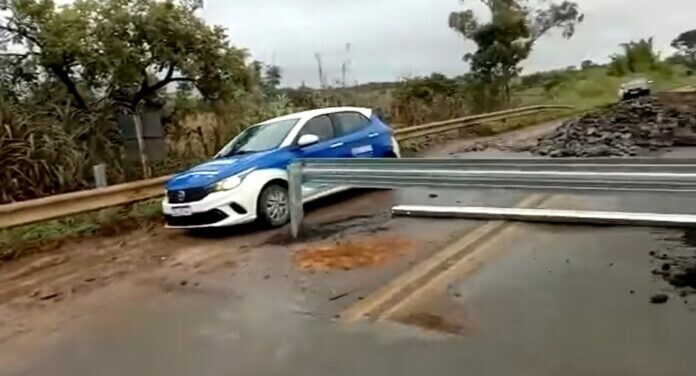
{"left": 330, "top": 142, "right": 344, "bottom": 148}
{"left": 368, "top": 132, "right": 379, "bottom": 138}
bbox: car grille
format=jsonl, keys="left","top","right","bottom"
{"left": 167, "top": 186, "right": 212, "bottom": 204}
{"left": 165, "top": 209, "right": 228, "bottom": 227}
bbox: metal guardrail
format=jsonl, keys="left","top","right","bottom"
{"left": 287, "top": 158, "right": 696, "bottom": 237}
{"left": 0, "top": 176, "right": 171, "bottom": 229}
{"left": 0, "top": 105, "right": 571, "bottom": 230}
{"left": 394, "top": 105, "right": 573, "bottom": 141}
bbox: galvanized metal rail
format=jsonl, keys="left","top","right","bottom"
{"left": 288, "top": 158, "right": 696, "bottom": 237}
{"left": 394, "top": 105, "right": 573, "bottom": 141}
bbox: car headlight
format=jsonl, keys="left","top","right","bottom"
{"left": 212, "top": 168, "right": 255, "bottom": 192}
{"left": 214, "top": 176, "right": 242, "bottom": 191}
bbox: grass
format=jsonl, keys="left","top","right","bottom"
{"left": 513, "top": 65, "right": 696, "bottom": 111}
{"left": 0, "top": 199, "right": 163, "bottom": 262}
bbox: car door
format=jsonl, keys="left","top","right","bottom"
{"left": 292, "top": 114, "right": 344, "bottom": 197}
{"left": 329, "top": 111, "right": 374, "bottom": 158}
{"left": 293, "top": 114, "right": 344, "bottom": 159}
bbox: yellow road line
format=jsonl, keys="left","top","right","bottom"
{"left": 339, "top": 193, "right": 551, "bottom": 323}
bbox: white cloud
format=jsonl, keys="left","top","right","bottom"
{"left": 201, "top": 0, "right": 696, "bottom": 86}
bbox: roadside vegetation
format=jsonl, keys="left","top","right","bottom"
{"left": 0, "top": 200, "right": 162, "bottom": 261}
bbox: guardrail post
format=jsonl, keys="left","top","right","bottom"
{"left": 288, "top": 161, "right": 304, "bottom": 239}
{"left": 93, "top": 164, "right": 108, "bottom": 188}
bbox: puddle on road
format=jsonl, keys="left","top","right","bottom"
{"left": 292, "top": 235, "right": 413, "bottom": 273}
{"left": 267, "top": 213, "right": 391, "bottom": 246}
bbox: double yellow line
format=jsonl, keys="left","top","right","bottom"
{"left": 340, "top": 194, "right": 552, "bottom": 323}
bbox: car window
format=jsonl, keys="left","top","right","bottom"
{"left": 216, "top": 118, "right": 298, "bottom": 158}
{"left": 298, "top": 115, "right": 335, "bottom": 142}
{"left": 332, "top": 112, "right": 370, "bottom": 136}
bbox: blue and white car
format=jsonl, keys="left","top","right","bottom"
{"left": 163, "top": 107, "right": 400, "bottom": 228}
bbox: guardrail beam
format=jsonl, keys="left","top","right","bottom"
{"left": 290, "top": 157, "right": 696, "bottom": 238}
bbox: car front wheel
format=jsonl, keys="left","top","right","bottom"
{"left": 258, "top": 184, "right": 290, "bottom": 227}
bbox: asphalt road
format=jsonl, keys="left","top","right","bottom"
{"left": 4, "top": 126, "right": 696, "bottom": 375}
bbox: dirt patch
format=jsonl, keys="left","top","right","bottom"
{"left": 292, "top": 235, "right": 413, "bottom": 272}
{"left": 396, "top": 312, "right": 466, "bottom": 335}
{"left": 652, "top": 229, "right": 696, "bottom": 299}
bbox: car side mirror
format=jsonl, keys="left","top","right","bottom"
{"left": 297, "top": 134, "right": 320, "bottom": 147}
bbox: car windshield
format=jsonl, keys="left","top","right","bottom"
{"left": 626, "top": 79, "right": 647, "bottom": 85}
{"left": 216, "top": 118, "right": 299, "bottom": 158}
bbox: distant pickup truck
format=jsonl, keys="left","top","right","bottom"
{"left": 618, "top": 78, "right": 652, "bottom": 100}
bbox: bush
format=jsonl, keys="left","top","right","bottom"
{"left": 0, "top": 105, "right": 88, "bottom": 203}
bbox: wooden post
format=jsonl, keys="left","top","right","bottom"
{"left": 132, "top": 113, "right": 151, "bottom": 178}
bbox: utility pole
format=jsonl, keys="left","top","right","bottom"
{"left": 341, "top": 43, "right": 352, "bottom": 87}
{"left": 314, "top": 53, "right": 326, "bottom": 89}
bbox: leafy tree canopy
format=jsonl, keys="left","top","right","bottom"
{"left": 448, "top": 0, "right": 583, "bottom": 106}
{"left": 671, "top": 29, "right": 696, "bottom": 67}
{"left": 0, "top": 0, "right": 252, "bottom": 110}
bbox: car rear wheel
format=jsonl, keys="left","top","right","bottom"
{"left": 258, "top": 184, "right": 290, "bottom": 227}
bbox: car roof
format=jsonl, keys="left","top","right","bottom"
{"left": 259, "top": 107, "right": 372, "bottom": 124}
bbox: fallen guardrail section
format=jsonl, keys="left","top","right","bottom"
{"left": 287, "top": 158, "right": 696, "bottom": 238}
{"left": 0, "top": 105, "right": 572, "bottom": 230}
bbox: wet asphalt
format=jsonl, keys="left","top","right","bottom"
{"left": 6, "top": 149, "right": 696, "bottom": 375}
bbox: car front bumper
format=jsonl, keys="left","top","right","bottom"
{"left": 162, "top": 184, "right": 259, "bottom": 228}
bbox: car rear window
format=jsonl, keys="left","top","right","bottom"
{"left": 332, "top": 112, "right": 370, "bottom": 136}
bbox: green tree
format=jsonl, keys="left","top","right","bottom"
{"left": 263, "top": 65, "right": 283, "bottom": 93}
{"left": 581, "top": 59, "right": 595, "bottom": 70}
{"left": 448, "top": 0, "right": 583, "bottom": 109}
{"left": 608, "top": 38, "right": 660, "bottom": 76}
{"left": 671, "top": 29, "right": 696, "bottom": 68}
{"left": 0, "top": 0, "right": 251, "bottom": 111}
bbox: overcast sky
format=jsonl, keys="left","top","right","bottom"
{"left": 202, "top": 0, "right": 696, "bottom": 87}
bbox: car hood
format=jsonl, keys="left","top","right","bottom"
{"left": 166, "top": 148, "right": 292, "bottom": 190}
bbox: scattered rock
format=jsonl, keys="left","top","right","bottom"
{"left": 661, "top": 263, "right": 672, "bottom": 272}
{"left": 428, "top": 193, "right": 439, "bottom": 198}
{"left": 532, "top": 97, "right": 696, "bottom": 157}
{"left": 179, "top": 280, "right": 188, "bottom": 287}
{"left": 39, "top": 292, "right": 61, "bottom": 301}
{"left": 650, "top": 294, "right": 669, "bottom": 304}
{"left": 264, "top": 274, "right": 271, "bottom": 280}
{"left": 652, "top": 268, "right": 670, "bottom": 277}
{"left": 329, "top": 292, "right": 351, "bottom": 301}
{"left": 668, "top": 267, "right": 696, "bottom": 289}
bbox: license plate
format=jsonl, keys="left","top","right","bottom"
{"left": 171, "top": 206, "right": 193, "bottom": 217}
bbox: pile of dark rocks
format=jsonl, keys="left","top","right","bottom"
{"left": 532, "top": 97, "right": 696, "bottom": 157}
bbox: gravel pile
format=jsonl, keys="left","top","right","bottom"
{"left": 532, "top": 97, "right": 696, "bottom": 157}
